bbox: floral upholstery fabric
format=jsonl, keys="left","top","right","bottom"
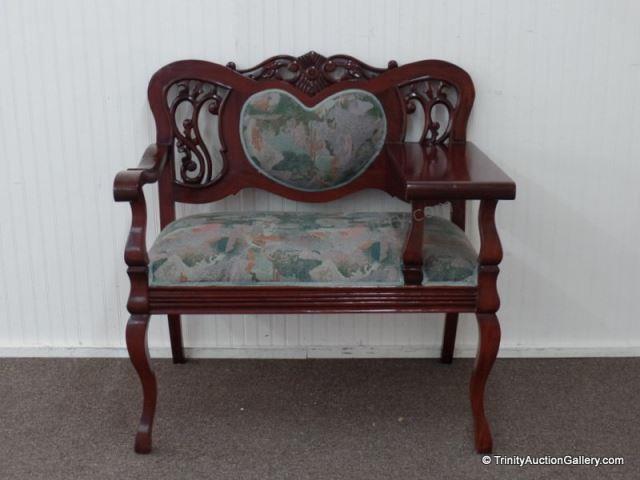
{"left": 239, "top": 89, "right": 386, "bottom": 191}
{"left": 149, "top": 212, "right": 477, "bottom": 287}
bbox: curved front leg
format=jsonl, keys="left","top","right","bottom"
{"left": 471, "top": 199, "right": 503, "bottom": 453}
{"left": 126, "top": 314, "right": 157, "bottom": 454}
{"left": 470, "top": 313, "right": 501, "bottom": 453}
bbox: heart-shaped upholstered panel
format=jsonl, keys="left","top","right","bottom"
{"left": 240, "top": 89, "right": 386, "bottom": 191}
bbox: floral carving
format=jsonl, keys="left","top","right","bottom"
{"left": 227, "top": 51, "right": 398, "bottom": 96}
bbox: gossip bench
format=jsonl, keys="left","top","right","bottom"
{"left": 113, "top": 52, "right": 515, "bottom": 454}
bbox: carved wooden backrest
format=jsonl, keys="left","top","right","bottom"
{"left": 148, "top": 51, "right": 475, "bottom": 204}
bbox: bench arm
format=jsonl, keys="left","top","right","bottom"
{"left": 113, "top": 144, "right": 169, "bottom": 313}
{"left": 114, "top": 144, "right": 169, "bottom": 202}
{"left": 477, "top": 199, "right": 503, "bottom": 313}
{"left": 401, "top": 197, "right": 505, "bottom": 291}
{"left": 401, "top": 201, "right": 427, "bottom": 285}
{"left": 388, "top": 143, "right": 514, "bottom": 286}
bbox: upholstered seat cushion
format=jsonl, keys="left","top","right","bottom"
{"left": 149, "top": 212, "right": 477, "bottom": 287}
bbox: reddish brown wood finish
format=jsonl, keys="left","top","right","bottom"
{"left": 114, "top": 53, "right": 515, "bottom": 455}
{"left": 470, "top": 199, "right": 504, "bottom": 452}
{"left": 402, "top": 201, "right": 426, "bottom": 285}
{"left": 126, "top": 314, "right": 157, "bottom": 454}
{"left": 114, "top": 144, "right": 169, "bottom": 314}
{"left": 440, "top": 199, "right": 466, "bottom": 363}
{"left": 386, "top": 142, "right": 516, "bottom": 201}
{"left": 470, "top": 313, "right": 501, "bottom": 453}
{"left": 147, "top": 55, "right": 475, "bottom": 204}
{"left": 441, "top": 313, "right": 459, "bottom": 364}
{"left": 168, "top": 314, "right": 186, "bottom": 364}
{"left": 148, "top": 285, "right": 478, "bottom": 314}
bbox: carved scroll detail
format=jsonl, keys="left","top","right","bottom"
{"left": 169, "top": 81, "right": 229, "bottom": 185}
{"left": 401, "top": 78, "right": 459, "bottom": 145}
{"left": 228, "top": 51, "right": 398, "bottom": 96}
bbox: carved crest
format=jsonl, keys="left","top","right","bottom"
{"left": 227, "top": 51, "right": 398, "bottom": 96}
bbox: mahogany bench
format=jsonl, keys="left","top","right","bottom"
{"left": 113, "top": 51, "right": 516, "bottom": 454}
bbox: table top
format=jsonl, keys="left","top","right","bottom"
{"left": 385, "top": 142, "right": 516, "bottom": 201}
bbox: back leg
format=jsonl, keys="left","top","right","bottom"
{"left": 168, "top": 314, "right": 186, "bottom": 364}
{"left": 442, "top": 200, "right": 465, "bottom": 364}
{"left": 440, "top": 312, "right": 459, "bottom": 363}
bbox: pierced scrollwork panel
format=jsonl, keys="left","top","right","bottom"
{"left": 401, "top": 79, "right": 459, "bottom": 145}
{"left": 227, "top": 50, "right": 398, "bottom": 96}
{"left": 168, "top": 80, "right": 229, "bottom": 185}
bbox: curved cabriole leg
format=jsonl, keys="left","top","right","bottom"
{"left": 168, "top": 314, "right": 186, "bottom": 364}
{"left": 440, "top": 313, "right": 459, "bottom": 363}
{"left": 126, "top": 314, "right": 157, "bottom": 454}
{"left": 470, "top": 313, "right": 501, "bottom": 453}
{"left": 471, "top": 199, "right": 503, "bottom": 453}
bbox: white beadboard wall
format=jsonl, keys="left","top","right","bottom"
{"left": 1, "top": 0, "right": 640, "bottom": 358}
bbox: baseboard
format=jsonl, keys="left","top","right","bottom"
{"left": 1, "top": 345, "right": 640, "bottom": 358}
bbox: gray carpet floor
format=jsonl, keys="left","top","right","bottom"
{"left": 0, "top": 357, "right": 638, "bottom": 479}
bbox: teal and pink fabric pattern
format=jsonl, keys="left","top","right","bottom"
{"left": 149, "top": 212, "right": 478, "bottom": 287}
{"left": 239, "top": 89, "right": 387, "bottom": 191}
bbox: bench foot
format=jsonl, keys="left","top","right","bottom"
{"left": 440, "top": 312, "right": 458, "bottom": 363}
{"left": 168, "top": 314, "right": 186, "bottom": 364}
{"left": 470, "top": 313, "right": 501, "bottom": 453}
{"left": 126, "top": 314, "right": 157, "bottom": 454}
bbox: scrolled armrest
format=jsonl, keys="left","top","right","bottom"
{"left": 114, "top": 143, "right": 169, "bottom": 314}
{"left": 113, "top": 143, "right": 169, "bottom": 202}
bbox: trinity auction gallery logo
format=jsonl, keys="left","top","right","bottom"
{"left": 482, "top": 455, "right": 624, "bottom": 467}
